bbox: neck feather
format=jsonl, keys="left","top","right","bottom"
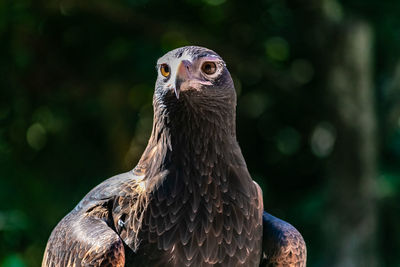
{"left": 136, "top": 94, "right": 242, "bottom": 188}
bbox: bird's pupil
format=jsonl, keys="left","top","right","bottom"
{"left": 201, "top": 62, "right": 216, "bottom": 75}
{"left": 164, "top": 66, "right": 169, "bottom": 72}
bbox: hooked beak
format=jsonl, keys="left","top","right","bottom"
{"left": 174, "top": 86, "right": 180, "bottom": 99}
{"left": 174, "top": 60, "right": 191, "bottom": 99}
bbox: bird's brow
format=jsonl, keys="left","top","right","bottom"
{"left": 196, "top": 53, "right": 220, "bottom": 60}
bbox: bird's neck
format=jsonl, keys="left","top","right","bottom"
{"left": 137, "top": 99, "right": 243, "bottom": 187}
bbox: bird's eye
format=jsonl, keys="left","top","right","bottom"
{"left": 201, "top": 62, "right": 217, "bottom": 75}
{"left": 160, "top": 64, "right": 170, "bottom": 77}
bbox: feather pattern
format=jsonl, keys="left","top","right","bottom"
{"left": 42, "top": 46, "right": 305, "bottom": 267}
{"left": 260, "top": 212, "right": 307, "bottom": 267}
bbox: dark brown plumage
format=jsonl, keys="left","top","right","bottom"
{"left": 42, "top": 46, "right": 306, "bottom": 267}
{"left": 261, "top": 212, "right": 306, "bottom": 266}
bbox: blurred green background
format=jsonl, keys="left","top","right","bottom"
{"left": 1, "top": 0, "right": 400, "bottom": 266}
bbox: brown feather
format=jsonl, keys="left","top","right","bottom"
{"left": 260, "top": 212, "right": 307, "bottom": 267}
{"left": 42, "top": 46, "right": 304, "bottom": 267}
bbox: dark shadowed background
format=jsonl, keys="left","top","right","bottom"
{"left": 1, "top": 0, "right": 400, "bottom": 266}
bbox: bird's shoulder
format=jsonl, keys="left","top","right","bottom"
{"left": 261, "top": 211, "right": 307, "bottom": 267}
{"left": 74, "top": 170, "right": 145, "bottom": 212}
{"left": 43, "top": 171, "right": 146, "bottom": 266}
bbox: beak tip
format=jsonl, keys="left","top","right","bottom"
{"left": 174, "top": 87, "right": 180, "bottom": 99}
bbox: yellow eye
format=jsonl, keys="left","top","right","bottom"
{"left": 160, "top": 64, "right": 170, "bottom": 77}
{"left": 201, "top": 62, "right": 217, "bottom": 75}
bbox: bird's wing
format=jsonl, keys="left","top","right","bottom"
{"left": 42, "top": 211, "right": 125, "bottom": 267}
{"left": 42, "top": 172, "right": 143, "bottom": 267}
{"left": 74, "top": 171, "right": 140, "bottom": 212}
{"left": 260, "top": 211, "right": 307, "bottom": 267}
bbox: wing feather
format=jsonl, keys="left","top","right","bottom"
{"left": 42, "top": 213, "right": 125, "bottom": 267}
{"left": 43, "top": 171, "right": 145, "bottom": 266}
{"left": 260, "top": 211, "right": 307, "bottom": 267}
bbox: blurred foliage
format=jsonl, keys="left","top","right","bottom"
{"left": 1, "top": 0, "right": 400, "bottom": 266}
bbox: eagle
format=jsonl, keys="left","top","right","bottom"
{"left": 42, "top": 46, "right": 306, "bottom": 267}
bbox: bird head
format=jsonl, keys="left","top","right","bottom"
{"left": 154, "top": 46, "right": 235, "bottom": 107}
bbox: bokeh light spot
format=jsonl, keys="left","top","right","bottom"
{"left": 377, "top": 174, "right": 397, "bottom": 199}
{"left": 265, "top": 37, "right": 289, "bottom": 62}
{"left": 322, "top": 0, "right": 343, "bottom": 22}
{"left": 32, "top": 106, "right": 62, "bottom": 134}
{"left": 26, "top": 123, "right": 47, "bottom": 151}
{"left": 1, "top": 254, "right": 26, "bottom": 267}
{"left": 310, "top": 122, "right": 336, "bottom": 157}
